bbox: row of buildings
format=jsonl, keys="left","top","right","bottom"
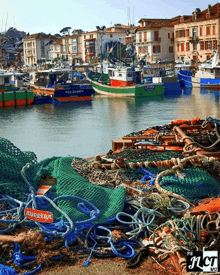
{"left": 22, "top": 3, "right": 220, "bottom": 67}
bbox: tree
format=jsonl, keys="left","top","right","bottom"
{"left": 60, "top": 27, "right": 71, "bottom": 36}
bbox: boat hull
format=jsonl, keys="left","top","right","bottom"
{"left": 30, "top": 84, "right": 94, "bottom": 102}
{"left": 88, "top": 77, "right": 164, "bottom": 97}
{"left": 177, "top": 70, "right": 220, "bottom": 89}
{"left": 0, "top": 90, "right": 34, "bottom": 107}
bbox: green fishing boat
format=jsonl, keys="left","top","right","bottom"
{"left": 87, "top": 67, "right": 164, "bottom": 97}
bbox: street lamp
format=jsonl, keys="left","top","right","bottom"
{"left": 96, "top": 25, "right": 106, "bottom": 74}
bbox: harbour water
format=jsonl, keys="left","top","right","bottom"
{"left": 1, "top": 87, "right": 220, "bottom": 162}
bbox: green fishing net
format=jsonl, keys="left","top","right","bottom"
{"left": 44, "top": 157, "right": 126, "bottom": 223}
{"left": 160, "top": 168, "right": 219, "bottom": 200}
{"left": 0, "top": 138, "right": 39, "bottom": 201}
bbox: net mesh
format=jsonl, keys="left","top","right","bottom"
{"left": 0, "top": 138, "right": 126, "bottom": 224}
{"left": 48, "top": 157, "right": 126, "bottom": 223}
{"left": 0, "top": 138, "right": 39, "bottom": 201}
{"left": 160, "top": 168, "right": 219, "bottom": 200}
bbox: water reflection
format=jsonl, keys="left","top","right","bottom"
{"left": 1, "top": 87, "right": 220, "bottom": 161}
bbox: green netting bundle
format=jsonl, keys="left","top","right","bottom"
{"left": 0, "top": 138, "right": 39, "bottom": 200}
{"left": 160, "top": 168, "right": 219, "bottom": 200}
{"left": 48, "top": 157, "right": 126, "bottom": 224}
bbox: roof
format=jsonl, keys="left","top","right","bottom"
{"left": 174, "top": 3, "right": 220, "bottom": 24}
{"left": 137, "top": 19, "right": 174, "bottom": 30}
{"left": 23, "top": 32, "right": 57, "bottom": 40}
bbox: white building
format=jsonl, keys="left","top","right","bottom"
{"left": 82, "top": 24, "right": 130, "bottom": 63}
{"left": 136, "top": 19, "right": 175, "bottom": 64}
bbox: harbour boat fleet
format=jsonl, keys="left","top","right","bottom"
{"left": 2, "top": 46, "right": 220, "bottom": 107}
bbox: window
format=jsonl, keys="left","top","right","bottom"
{"left": 110, "top": 34, "right": 112, "bottom": 38}
{"left": 192, "top": 28, "right": 197, "bottom": 38}
{"left": 213, "top": 40, "right": 218, "bottom": 49}
{"left": 200, "top": 41, "right": 204, "bottom": 50}
{"left": 154, "top": 31, "right": 159, "bottom": 41}
{"left": 138, "top": 47, "right": 141, "bottom": 54}
{"left": 206, "top": 26, "right": 211, "bottom": 35}
{"left": 181, "top": 43, "right": 184, "bottom": 51}
{"left": 55, "top": 46, "right": 60, "bottom": 51}
{"left": 186, "top": 43, "right": 190, "bottom": 51}
{"left": 193, "top": 43, "right": 197, "bottom": 50}
{"left": 186, "top": 29, "right": 189, "bottom": 37}
{"left": 168, "top": 33, "right": 170, "bottom": 38}
{"left": 180, "top": 30, "right": 185, "bottom": 37}
{"left": 90, "top": 35, "right": 93, "bottom": 39}
{"left": 142, "top": 46, "right": 145, "bottom": 53}
{"left": 169, "top": 46, "right": 173, "bottom": 53}
{"left": 213, "top": 25, "right": 216, "bottom": 35}
{"left": 200, "top": 27, "right": 202, "bottom": 36}
{"left": 176, "top": 30, "right": 179, "bottom": 38}
{"left": 153, "top": 45, "right": 160, "bottom": 53}
{"left": 206, "top": 41, "right": 210, "bottom": 50}
{"left": 72, "top": 46, "right": 77, "bottom": 53}
{"left": 139, "top": 33, "right": 142, "bottom": 42}
{"left": 144, "top": 32, "right": 147, "bottom": 41}
{"left": 177, "top": 43, "right": 179, "bottom": 52}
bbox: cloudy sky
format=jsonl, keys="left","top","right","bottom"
{"left": 1, "top": 0, "right": 218, "bottom": 35}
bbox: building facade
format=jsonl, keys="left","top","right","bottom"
{"left": 47, "top": 38, "right": 62, "bottom": 61}
{"left": 60, "top": 29, "right": 84, "bottom": 65}
{"left": 23, "top": 33, "right": 55, "bottom": 65}
{"left": 174, "top": 3, "right": 220, "bottom": 63}
{"left": 82, "top": 24, "right": 130, "bottom": 63}
{"left": 136, "top": 19, "right": 174, "bottom": 64}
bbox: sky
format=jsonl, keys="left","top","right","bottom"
{"left": 1, "top": 0, "right": 219, "bottom": 35}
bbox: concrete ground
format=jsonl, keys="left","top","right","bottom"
{"left": 39, "top": 256, "right": 178, "bottom": 275}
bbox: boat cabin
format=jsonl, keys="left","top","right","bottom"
{"left": 11, "top": 72, "right": 26, "bottom": 88}
{"left": 34, "top": 69, "right": 70, "bottom": 88}
{"left": 174, "top": 59, "right": 193, "bottom": 73}
{"left": 142, "top": 67, "right": 166, "bottom": 83}
{"left": 195, "top": 65, "right": 220, "bottom": 79}
{"left": 108, "top": 67, "right": 141, "bottom": 87}
{"left": 0, "top": 70, "right": 13, "bottom": 90}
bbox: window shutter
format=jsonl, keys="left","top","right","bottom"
{"left": 210, "top": 41, "right": 212, "bottom": 49}
{"left": 158, "top": 45, "right": 160, "bottom": 52}
{"left": 153, "top": 46, "right": 155, "bottom": 53}
{"left": 205, "top": 41, "right": 207, "bottom": 50}
{"left": 201, "top": 41, "right": 204, "bottom": 50}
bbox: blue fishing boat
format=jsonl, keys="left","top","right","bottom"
{"left": 177, "top": 49, "right": 220, "bottom": 89}
{"left": 30, "top": 69, "right": 95, "bottom": 102}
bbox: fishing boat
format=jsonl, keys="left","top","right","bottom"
{"left": 142, "top": 66, "right": 181, "bottom": 92}
{"left": 177, "top": 49, "right": 220, "bottom": 89}
{"left": 29, "top": 69, "right": 95, "bottom": 102}
{"left": 0, "top": 70, "right": 34, "bottom": 107}
{"left": 87, "top": 66, "right": 164, "bottom": 97}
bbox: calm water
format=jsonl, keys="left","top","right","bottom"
{"left": 1, "top": 87, "right": 220, "bottom": 161}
